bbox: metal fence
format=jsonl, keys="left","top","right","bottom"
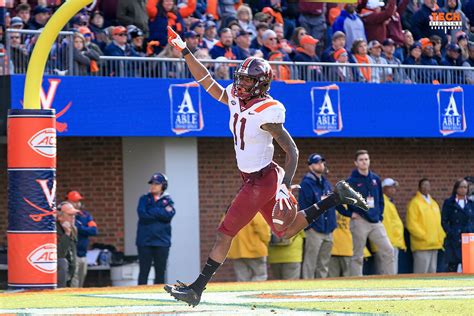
{"left": 5, "top": 29, "right": 74, "bottom": 76}
{"left": 3, "top": 29, "right": 473, "bottom": 84}
{"left": 97, "top": 57, "right": 474, "bottom": 85}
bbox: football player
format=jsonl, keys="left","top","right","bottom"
{"left": 165, "top": 27, "right": 368, "bottom": 306}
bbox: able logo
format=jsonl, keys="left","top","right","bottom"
{"left": 311, "top": 84, "right": 343, "bottom": 135}
{"left": 28, "top": 128, "right": 56, "bottom": 158}
{"left": 169, "top": 82, "right": 204, "bottom": 135}
{"left": 437, "top": 86, "right": 467, "bottom": 136}
{"left": 27, "top": 243, "right": 57, "bottom": 273}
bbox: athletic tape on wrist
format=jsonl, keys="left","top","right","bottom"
{"left": 182, "top": 47, "right": 191, "bottom": 56}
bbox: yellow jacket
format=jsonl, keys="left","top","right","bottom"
{"left": 331, "top": 212, "right": 353, "bottom": 257}
{"left": 268, "top": 230, "right": 304, "bottom": 264}
{"left": 382, "top": 194, "right": 407, "bottom": 251}
{"left": 406, "top": 192, "right": 446, "bottom": 252}
{"left": 227, "top": 213, "right": 271, "bottom": 259}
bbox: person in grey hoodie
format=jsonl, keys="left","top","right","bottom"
{"left": 332, "top": 4, "right": 366, "bottom": 50}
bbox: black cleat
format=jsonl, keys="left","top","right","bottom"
{"left": 164, "top": 280, "right": 201, "bottom": 307}
{"left": 335, "top": 180, "right": 369, "bottom": 211}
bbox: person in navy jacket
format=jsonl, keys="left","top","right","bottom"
{"left": 344, "top": 149, "right": 394, "bottom": 276}
{"left": 299, "top": 153, "right": 337, "bottom": 279}
{"left": 136, "top": 172, "right": 176, "bottom": 285}
{"left": 442, "top": 179, "right": 474, "bottom": 272}
{"left": 68, "top": 190, "right": 98, "bottom": 288}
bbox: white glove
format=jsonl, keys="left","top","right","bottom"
{"left": 275, "top": 183, "right": 297, "bottom": 210}
{"left": 167, "top": 26, "right": 187, "bottom": 52}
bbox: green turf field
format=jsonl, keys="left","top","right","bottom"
{"left": 1, "top": 274, "right": 473, "bottom": 315}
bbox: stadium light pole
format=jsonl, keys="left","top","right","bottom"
{"left": 7, "top": 0, "right": 92, "bottom": 290}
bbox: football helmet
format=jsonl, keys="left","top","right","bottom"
{"left": 233, "top": 57, "right": 273, "bottom": 100}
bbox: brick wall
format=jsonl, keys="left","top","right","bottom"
{"left": 197, "top": 138, "right": 474, "bottom": 282}
{"left": 1, "top": 137, "right": 473, "bottom": 283}
{"left": 0, "top": 137, "right": 124, "bottom": 251}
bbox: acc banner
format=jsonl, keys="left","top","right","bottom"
{"left": 9, "top": 76, "right": 474, "bottom": 138}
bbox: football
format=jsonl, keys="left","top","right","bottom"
{"left": 272, "top": 199, "right": 298, "bottom": 231}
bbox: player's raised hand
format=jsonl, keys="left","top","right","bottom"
{"left": 276, "top": 183, "right": 297, "bottom": 211}
{"left": 167, "top": 26, "right": 186, "bottom": 52}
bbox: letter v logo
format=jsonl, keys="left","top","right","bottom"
{"left": 36, "top": 179, "right": 56, "bottom": 209}
{"left": 40, "top": 79, "right": 61, "bottom": 109}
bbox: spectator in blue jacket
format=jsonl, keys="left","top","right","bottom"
{"left": 299, "top": 154, "right": 337, "bottom": 279}
{"left": 104, "top": 26, "right": 139, "bottom": 76}
{"left": 442, "top": 179, "right": 474, "bottom": 272}
{"left": 410, "top": 0, "right": 447, "bottom": 45}
{"left": 104, "top": 26, "right": 139, "bottom": 57}
{"left": 136, "top": 172, "right": 175, "bottom": 285}
{"left": 68, "top": 191, "right": 98, "bottom": 288}
{"left": 344, "top": 149, "right": 394, "bottom": 276}
{"left": 441, "top": 44, "right": 465, "bottom": 83}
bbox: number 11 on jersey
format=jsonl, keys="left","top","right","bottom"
{"left": 232, "top": 113, "right": 247, "bottom": 150}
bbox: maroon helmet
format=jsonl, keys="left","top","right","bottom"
{"left": 232, "top": 57, "right": 273, "bottom": 100}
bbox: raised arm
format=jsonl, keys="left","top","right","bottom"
{"left": 168, "top": 26, "right": 228, "bottom": 105}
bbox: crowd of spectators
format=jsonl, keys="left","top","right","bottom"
{"left": 0, "top": 0, "right": 473, "bottom": 82}
{"left": 228, "top": 151, "right": 474, "bottom": 280}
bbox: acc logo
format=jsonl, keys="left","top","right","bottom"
{"left": 28, "top": 128, "right": 56, "bottom": 158}
{"left": 311, "top": 84, "right": 343, "bottom": 135}
{"left": 169, "top": 82, "right": 204, "bottom": 135}
{"left": 27, "top": 243, "right": 57, "bottom": 273}
{"left": 437, "top": 86, "right": 467, "bottom": 136}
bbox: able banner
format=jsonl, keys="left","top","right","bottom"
{"left": 9, "top": 75, "right": 474, "bottom": 138}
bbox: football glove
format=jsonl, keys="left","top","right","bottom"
{"left": 275, "top": 183, "right": 297, "bottom": 211}
{"left": 167, "top": 26, "right": 186, "bottom": 52}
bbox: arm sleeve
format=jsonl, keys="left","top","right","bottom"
{"left": 77, "top": 217, "right": 98, "bottom": 237}
{"left": 117, "top": 2, "right": 134, "bottom": 25}
{"left": 378, "top": 180, "right": 385, "bottom": 221}
{"left": 406, "top": 200, "right": 425, "bottom": 239}
{"left": 147, "top": 0, "right": 159, "bottom": 20}
{"left": 410, "top": 12, "right": 424, "bottom": 40}
{"left": 137, "top": 196, "right": 176, "bottom": 222}
{"left": 259, "top": 104, "right": 286, "bottom": 126}
{"left": 441, "top": 200, "right": 451, "bottom": 235}
{"left": 397, "top": 0, "right": 409, "bottom": 15}
{"left": 298, "top": 181, "right": 315, "bottom": 210}
{"left": 73, "top": 49, "right": 91, "bottom": 66}
{"left": 363, "top": 0, "right": 396, "bottom": 24}
{"left": 179, "top": 0, "right": 197, "bottom": 18}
